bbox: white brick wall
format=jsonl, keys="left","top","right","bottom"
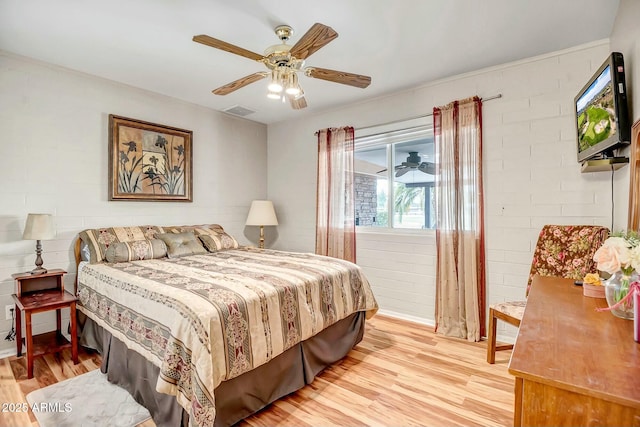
{"left": 356, "top": 230, "right": 436, "bottom": 322}
{"left": 269, "top": 40, "right": 625, "bottom": 343}
{"left": 0, "top": 53, "right": 268, "bottom": 353}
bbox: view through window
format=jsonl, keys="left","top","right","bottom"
{"left": 354, "top": 122, "right": 434, "bottom": 229}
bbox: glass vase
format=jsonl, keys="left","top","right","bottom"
{"left": 604, "top": 270, "right": 637, "bottom": 320}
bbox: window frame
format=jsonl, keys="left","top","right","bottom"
{"left": 354, "top": 118, "right": 435, "bottom": 233}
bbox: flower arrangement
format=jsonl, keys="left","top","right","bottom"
{"left": 592, "top": 230, "right": 640, "bottom": 318}
{"left": 593, "top": 231, "right": 640, "bottom": 276}
{"left": 582, "top": 272, "right": 605, "bottom": 298}
{"left": 583, "top": 273, "right": 602, "bottom": 286}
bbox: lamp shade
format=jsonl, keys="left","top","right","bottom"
{"left": 22, "top": 213, "right": 55, "bottom": 240}
{"left": 246, "top": 201, "right": 278, "bottom": 226}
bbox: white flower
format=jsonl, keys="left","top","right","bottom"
{"left": 629, "top": 245, "right": 640, "bottom": 273}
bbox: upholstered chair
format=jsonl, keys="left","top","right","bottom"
{"left": 486, "top": 224, "right": 609, "bottom": 363}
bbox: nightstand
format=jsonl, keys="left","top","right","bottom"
{"left": 11, "top": 270, "right": 78, "bottom": 379}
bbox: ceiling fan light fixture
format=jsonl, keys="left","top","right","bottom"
{"left": 267, "top": 69, "right": 283, "bottom": 93}
{"left": 285, "top": 85, "right": 300, "bottom": 95}
{"left": 294, "top": 87, "right": 305, "bottom": 100}
{"left": 267, "top": 90, "right": 281, "bottom": 99}
{"left": 285, "top": 73, "right": 300, "bottom": 95}
{"left": 267, "top": 81, "right": 282, "bottom": 92}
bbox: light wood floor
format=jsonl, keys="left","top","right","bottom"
{"left": 0, "top": 314, "right": 514, "bottom": 427}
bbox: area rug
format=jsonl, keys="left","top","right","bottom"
{"left": 26, "top": 369, "right": 151, "bottom": 427}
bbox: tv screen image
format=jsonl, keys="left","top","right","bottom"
{"left": 574, "top": 52, "right": 630, "bottom": 163}
{"left": 576, "top": 65, "right": 616, "bottom": 152}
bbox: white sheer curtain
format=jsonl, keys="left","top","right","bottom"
{"left": 433, "top": 96, "right": 486, "bottom": 342}
{"left": 316, "top": 127, "right": 356, "bottom": 262}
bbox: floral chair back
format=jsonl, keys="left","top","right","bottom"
{"left": 526, "top": 225, "right": 609, "bottom": 295}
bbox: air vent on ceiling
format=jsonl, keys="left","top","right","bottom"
{"left": 223, "top": 105, "right": 256, "bottom": 117}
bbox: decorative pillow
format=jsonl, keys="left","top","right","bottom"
{"left": 104, "top": 239, "right": 167, "bottom": 263}
{"left": 162, "top": 224, "right": 239, "bottom": 252}
{"left": 161, "top": 224, "right": 225, "bottom": 236}
{"left": 156, "top": 232, "right": 207, "bottom": 258}
{"left": 199, "top": 232, "right": 239, "bottom": 252}
{"left": 79, "top": 226, "right": 163, "bottom": 264}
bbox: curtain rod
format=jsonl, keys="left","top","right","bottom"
{"left": 354, "top": 94, "right": 502, "bottom": 133}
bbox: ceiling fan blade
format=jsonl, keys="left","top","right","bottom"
{"left": 289, "top": 23, "right": 338, "bottom": 60}
{"left": 193, "top": 35, "right": 265, "bottom": 62}
{"left": 395, "top": 167, "right": 410, "bottom": 177}
{"left": 376, "top": 168, "right": 387, "bottom": 174}
{"left": 418, "top": 162, "right": 436, "bottom": 175}
{"left": 289, "top": 95, "right": 308, "bottom": 110}
{"left": 212, "top": 72, "right": 268, "bottom": 95}
{"left": 306, "top": 67, "right": 371, "bottom": 88}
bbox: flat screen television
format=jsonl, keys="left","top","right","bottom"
{"left": 574, "top": 52, "right": 631, "bottom": 163}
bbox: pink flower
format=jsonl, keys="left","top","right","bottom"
{"left": 593, "top": 237, "right": 631, "bottom": 274}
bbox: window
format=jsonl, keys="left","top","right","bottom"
{"left": 354, "top": 120, "right": 434, "bottom": 229}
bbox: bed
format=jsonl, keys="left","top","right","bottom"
{"left": 74, "top": 224, "right": 378, "bottom": 427}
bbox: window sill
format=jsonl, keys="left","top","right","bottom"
{"left": 356, "top": 226, "right": 435, "bottom": 236}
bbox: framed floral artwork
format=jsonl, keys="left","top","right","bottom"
{"left": 108, "top": 115, "right": 193, "bottom": 202}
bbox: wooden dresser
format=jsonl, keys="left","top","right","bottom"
{"left": 509, "top": 275, "right": 640, "bottom": 427}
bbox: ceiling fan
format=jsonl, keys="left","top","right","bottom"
{"left": 192, "top": 23, "right": 372, "bottom": 109}
{"left": 394, "top": 152, "right": 436, "bottom": 177}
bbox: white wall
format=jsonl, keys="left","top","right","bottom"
{"left": 609, "top": 0, "right": 640, "bottom": 231}
{"left": 0, "top": 52, "right": 267, "bottom": 353}
{"left": 268, "top": 40, "right": 621, "bottom": 342}
{"left": 611, "top": 0, "right": 640, "bottom": 129}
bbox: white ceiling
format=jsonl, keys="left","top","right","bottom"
{"left": 0, "top": 0, "right": 619, "bottom": 124}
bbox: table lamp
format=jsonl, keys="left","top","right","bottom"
{"left": 23, "top": 213, "right": 55, "bottom": 275}
{"left": 246, "top": 200, "right": 278, "bottom": 249}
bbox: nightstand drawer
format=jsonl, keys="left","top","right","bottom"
{"left": 12, "top": 269, "right": 66, "bottom": 296}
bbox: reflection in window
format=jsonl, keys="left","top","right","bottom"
{"left": 354, "top": 146, "right": 387, "bottom": 227}
{"left": 354, "top": 125, "right": 434, "bottom": 229}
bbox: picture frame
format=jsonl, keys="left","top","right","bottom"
{"left": 109, "top": 115, "right": 193, "bottom": 202}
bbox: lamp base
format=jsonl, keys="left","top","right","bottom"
{"left": 31, "top": 239, "right": 47, "bottom": 275}
{"left": 259, "top": 225, "right": 265, "bottom": 249}
{"left": 30, "top": 267, "right": 48, "bottom": 275}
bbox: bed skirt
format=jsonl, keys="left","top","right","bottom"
{"left": 78, "top": 311, "right": 366, "bottom": 427}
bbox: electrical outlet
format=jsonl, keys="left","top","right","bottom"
{"left": 5, "top": 305, "right": 14, "bottom": 321}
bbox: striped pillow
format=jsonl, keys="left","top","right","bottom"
{"left": 198, "top": 230, "right": 239, "bottom": 252}
{"left": 79, "top": 226, "right": 163, "bottom": 263}
{"left": 104, "top": 239, "right": 167, "bottom": 263}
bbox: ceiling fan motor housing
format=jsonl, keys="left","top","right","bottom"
{"left": 274, "top": 25, "right": 293, "bottom": 42}
{"left": 406, "top": 152, "right": 421, "bottom": 164}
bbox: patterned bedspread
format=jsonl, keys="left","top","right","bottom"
{"left": 77, "top": 247, "right": 378, "bottom": 427}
